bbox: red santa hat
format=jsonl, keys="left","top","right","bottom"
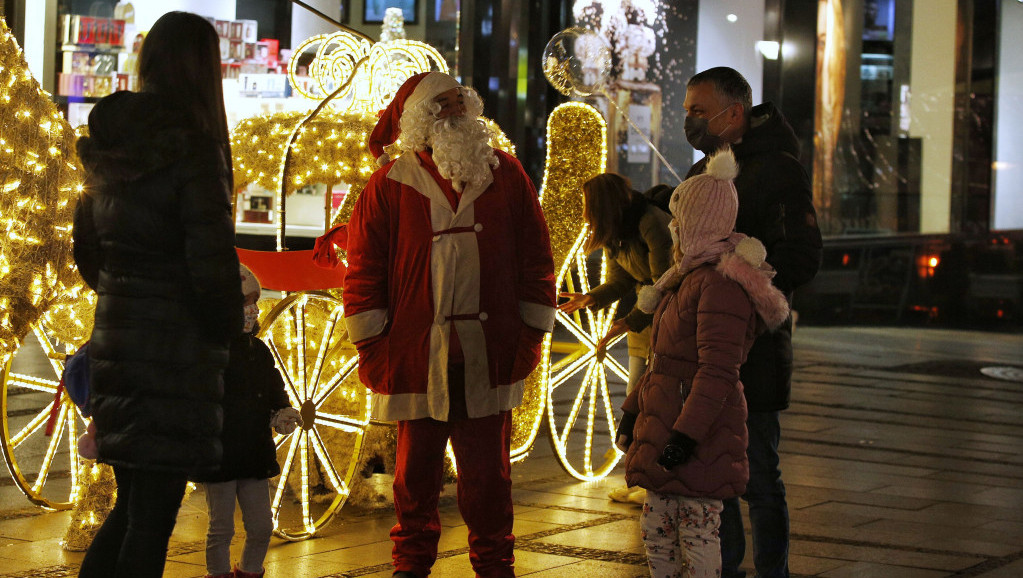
{"left": 368, "top": 71, "right": 464, "bottom": 166}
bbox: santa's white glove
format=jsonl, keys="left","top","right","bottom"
{"left": 272, "top": 407, "right": 303, "bottom": 435}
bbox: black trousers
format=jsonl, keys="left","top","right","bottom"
{"left": 78, "top": 465, "right": 188, "bottom": 578}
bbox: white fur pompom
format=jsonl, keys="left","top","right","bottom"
{"left": 376, "top": 153, "right": 391, "bottom": 167}
{"left": 704, "top": 147, "right": 739, "bottom": 182}
{"left": 734, "top": 237, "right": 767, "bottom": 267}
{"left": 637, "top": 285, "right": 663, "bottom": 314}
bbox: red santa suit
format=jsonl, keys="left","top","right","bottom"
{"left": 342, "top": 72, "right": 556, "bottom": 578}
{"left": 343, "top": 147, "right": 555, "bottom": 419}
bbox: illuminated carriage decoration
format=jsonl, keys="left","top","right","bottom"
{"left": 0, "top": 22, "right": 629, "bottom": 540}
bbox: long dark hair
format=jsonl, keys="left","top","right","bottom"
{"left": 137, "top": 12, "right": 230, "bottom": 148}
{"left": 582, "top": 172, "right": 634, "bottom": 253}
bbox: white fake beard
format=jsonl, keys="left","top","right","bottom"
{"left": 429, "top": 115, "right": 498, "bottom": 192}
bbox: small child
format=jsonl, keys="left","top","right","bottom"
{"left": 195, "top": 264, "right": 303, "bottom": 578}
{"left": 615, "top": 148, "right": 790, "bottom": 577}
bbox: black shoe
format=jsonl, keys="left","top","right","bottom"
{"left": 393, "top": 572, "right": 418, "bottom": 578}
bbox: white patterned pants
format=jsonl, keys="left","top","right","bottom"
{"left": 641, "top": 490, "right": 724, "bottom": 578}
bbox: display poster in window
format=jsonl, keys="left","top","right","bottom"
{"left": 364, "top": 0, "right": 417, "bottom": 24}
{"left": 627, "top": 104, "right": 652, "bottom": 164}
{"left": 863, "top": 0, "right": 894, "bottom": 41}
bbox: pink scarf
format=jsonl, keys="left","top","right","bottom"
{"left": 653, "top": 232, "right": 747, "bottom": 295}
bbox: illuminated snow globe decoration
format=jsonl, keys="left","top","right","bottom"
{"left": 542, "top": 27, "right": 612, "bottom": 97}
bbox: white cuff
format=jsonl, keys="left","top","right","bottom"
{"left": 520, "top": 300, "right": 556, "bottom": 332}
{"left": 345, "top": 308, "right": 389, "bottom": 343}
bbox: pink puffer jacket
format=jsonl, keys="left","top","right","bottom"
{"left": 622, "top": 252, "right": 789, "bottom": 498}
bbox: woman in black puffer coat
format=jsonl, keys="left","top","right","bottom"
{"left": 72, "top": 12, "right": 243, "bottom": 578}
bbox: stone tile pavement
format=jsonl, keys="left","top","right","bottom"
{"left": 0, "top": 326, "right": 1021, "bottom": 577}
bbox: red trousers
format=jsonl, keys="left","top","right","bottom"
{"left": 391, "top": 385, "right": 514, "bottom": 577}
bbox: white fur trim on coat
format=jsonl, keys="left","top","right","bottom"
{"left": 637, "top": 284, "right": 663, "bottom": 314}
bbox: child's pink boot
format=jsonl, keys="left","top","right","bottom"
{"left": 233, "top": 566, "right": 265, "bottom": 578}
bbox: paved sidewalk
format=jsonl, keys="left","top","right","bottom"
{"left": 0, "top": 326, "right": 1021, "bottom": 577}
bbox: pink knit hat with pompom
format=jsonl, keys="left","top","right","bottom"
{"left": 637, "top": 148, "right": 742, "bottom": 314}
{"left": 670, "top": 148, "right": 740, "bottom": 259}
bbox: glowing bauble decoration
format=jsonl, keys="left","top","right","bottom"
{"left": 542, "top": 27, "right": 612, "bottom": 97}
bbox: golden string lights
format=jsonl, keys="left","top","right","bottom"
{"left": 255, "top": 293, "right": 369, "bottom": 539}
{"left": 288, "top": 30, "right": 448, "bottom": 114}
{"left": 61, "top": 462, "right": 116, "bottom": 551}
{"left": 0, "top": 18, "right": 94, "bottom": 523}
{"left": 539, "top": 102, "right": 608, "bottom": 269}
{"left": 0, "top": 18, "right": 91, "bottom": 360}
{"left": 231, "top": 109, "right": 379, "bottom": 200}
{"left": 229, "top": 111, "right": 516, "bottom": 231}
{"left": 511, "top": 102, "right": 609, "bottom": 465}
{"left": 535, "top": 102, "right": 626, "bottom": 481}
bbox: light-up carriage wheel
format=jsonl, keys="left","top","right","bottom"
{"left": 547, "top": 247, "right": 630, "bottom": 481}
{"left": 1, "top": 324, "right": 86, "bottom": 509}
{"left": 251, "top": 287, "right": 370, "bottom": 540}
{"left": 0, "top": 39, "right": 94, "bottom": 511}
{"left": 0, "top": 290, "right": 96, "bottom": 510}
{"left": 535, "top": 102, "right": 625, "bottom": 481}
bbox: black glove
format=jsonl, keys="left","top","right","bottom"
{"left": 615, "top": 412, "right": 638, "bottom": 452}
{"left": 657, "top": 430, "right": 697, "bottom": 470}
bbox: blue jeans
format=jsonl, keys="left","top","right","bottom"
{"left": 720, "top": 411, "right": 789, "bottom": 578}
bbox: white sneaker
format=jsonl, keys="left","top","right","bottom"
{"left": 626, "top": 487, "right": 647, "bottom": 504}
{"left": 607, "top": 485, "right": 632, "bottom": 502}
{"left": 608, "top": 485, "right": 646, "bottom": 505}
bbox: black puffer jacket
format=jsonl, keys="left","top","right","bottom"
{"left": 73, "top": 91, "right": 243, "bottom": 474}
{"left": 193, "top": 334, "right": 291, "bottom": 483}
{"left": 686, "top": 102, "right": 822, "bottom": 411}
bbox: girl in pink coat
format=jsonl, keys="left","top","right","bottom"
{"left": 615, "top": 148, "right": 790, "bottom": 577}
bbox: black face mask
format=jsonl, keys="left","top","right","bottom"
{"left": 684, "top": 106, "right": 732, "bottom": 153}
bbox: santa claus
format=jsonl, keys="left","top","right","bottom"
{"left": 342, "top": 72, "right": 556, "bottom": 578}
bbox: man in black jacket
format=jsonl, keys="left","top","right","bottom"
{"left": 682, "top": 67, "right": 823, "bottom": 578}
